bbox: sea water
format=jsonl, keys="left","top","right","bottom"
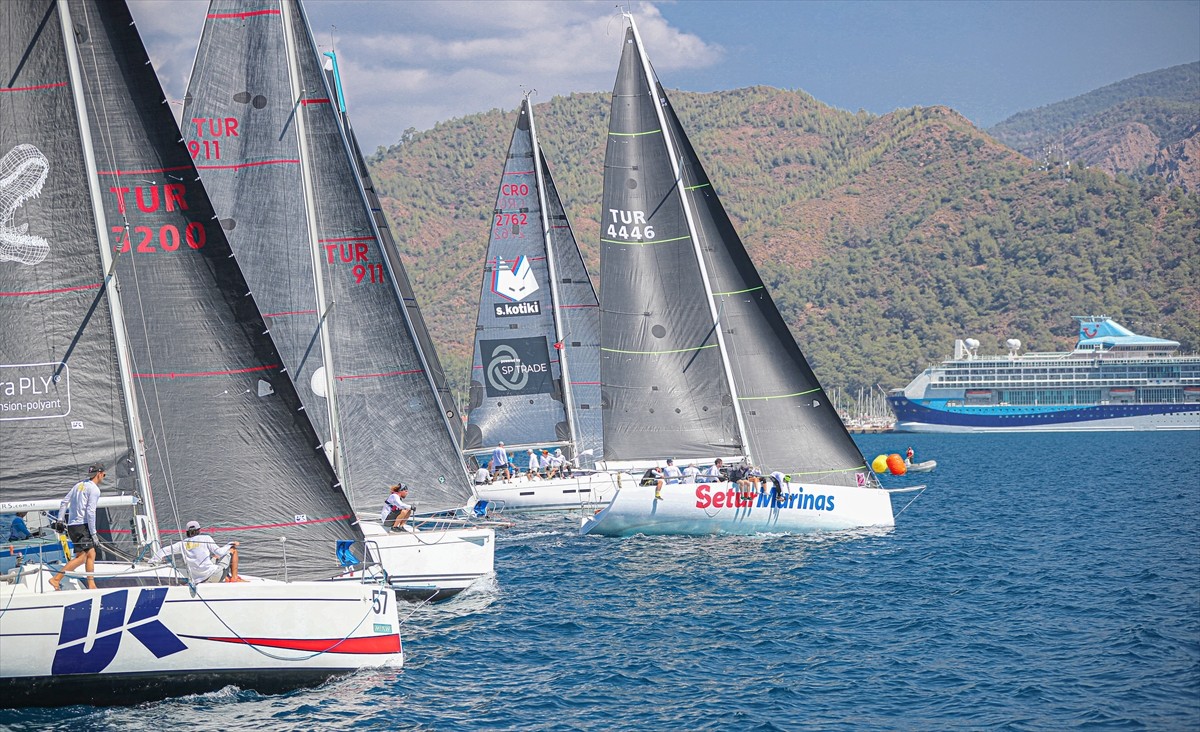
{"left": 2, "top": 432, "right": 1197, "bottom": 730}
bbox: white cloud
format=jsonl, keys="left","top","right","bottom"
{"left": 127, "top": 0, "right": 722, "bottom": 151}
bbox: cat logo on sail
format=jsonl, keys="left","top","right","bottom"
{"left": 491, "top": 255, "right": 541, "bottom": 316}
{"left": 52, "top": 588, "right": 187, "bottom": 675}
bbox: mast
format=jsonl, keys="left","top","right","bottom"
{"left": 58, "top": 0, "right": 160, "bottom": 550}
{"left": 525, "top": 95, "right": 580, "bottom": 458}
{"left": 624, "top": 14, "right": 752, "bottom": 461}
{"left": 295, "top": 3, "right": 476, "bottom": 485}
{"left": 280, "top": 0, "right": 347, "bottom": 484}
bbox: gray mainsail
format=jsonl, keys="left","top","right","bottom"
{"left": 599, "top": 27, "right": 742, "bottom": 462}
{"left": 0, "top": 0, "right": 133, "bottom": 504}
{"left": 601, "top": 19, "right": 869, "bottom": 485}
{"left": 184, "top": 0, "right": 473, "bottom": 515}
{"left": 465, "top": 98, "right": 602, "bottom": 467}
{"left": 2, "top": 0, "right": 359, "bottom": 579}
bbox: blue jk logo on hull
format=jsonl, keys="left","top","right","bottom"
{"left": 53, "top": 588, "right": 187, "bottom": 675}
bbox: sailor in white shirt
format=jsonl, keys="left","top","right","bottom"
{"left": 152, "top": 520, "right": 241, "bottom": 583}
{"left": 704, "top": 458, "right": 726, "bottom": 482}
{"left": 474, "top": 466, "right": 492, "bottom": 485}
{"left": 662, "top": 458, "right": 683, "bottom": 484}
{"left": 683, "top": 463, "right": 701, "bottom": 483}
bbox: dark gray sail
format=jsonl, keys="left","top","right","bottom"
{"left": 539, "top": 151, "right": 602, "bottom": 466}
{"left": 600, "top": 19, "right": 869, "bottom": 485}
{"left": 599, "top": 28, "right": 742, "bottom": 462}
{"left": 59, "top": 0, "right": 357, "bottom": 578}
{"left": 658, "top": 84, "right": 867, "bottom": 485}
{"left": 466, "top": 100, "right": 571, "bottom": 452}
{"left": 0, "top": 0, "right": 133, "bottom": 504}
{"left": 184, "top": 0, "right": 472, "bottom": 515}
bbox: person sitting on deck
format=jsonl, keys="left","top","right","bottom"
{"left": 539, "top": 450, "right": 553, "bottom": 479}
{"left": 683, "top": 463, "right": 700, "bottom": 483}
{"left": 474, "top": 465, "right": 492, "bottom": 486}
{"left": 152, "top": 520, "right": 242, "bottom": 583}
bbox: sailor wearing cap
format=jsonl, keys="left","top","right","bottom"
{"left": 48, "top": 463, "right": 106, "bottom": 590}
{"left": 381, "top": 483, "right": 413, "bottom": 531}
{"left": 152, "top": 520, "right": 242, "bottom": 583}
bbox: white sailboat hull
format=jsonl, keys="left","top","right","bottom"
{"left": 579, "top": 482, "right": 895, "bottom": 537}
{"left": 475, "top": 471, "right": 620, "bottom": 513}
{"left": 0, "top": 565, "right": 402, "bottom": 707}
{"left": 348, "top": 522, "right": 495, "bottom": 602}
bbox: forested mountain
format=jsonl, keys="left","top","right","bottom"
{"left": 989, "top": 62, "right": 1200, "bottom": 190}
{"left": 367, "top": 86, "right": 1200, "bottom": 408}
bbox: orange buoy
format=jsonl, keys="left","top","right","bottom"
{"left": 886, "top": 453, "right": 907, "bottom": 476}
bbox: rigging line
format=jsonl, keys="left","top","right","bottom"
{"left": 296, "top": 300, "right": 335, "bottom": 379}
{"left": 50, "top": 250, "right": 124, "bottom": 383}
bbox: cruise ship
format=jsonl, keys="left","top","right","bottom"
{"left": 889, "top": 317, "right": 1200, "bottom": 432}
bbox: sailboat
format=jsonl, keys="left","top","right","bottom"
{"left": 463, "top": 96, "right": 618, "bottom": 513}
{"left": 580, "top": 16, "right": 899, "bottom": 537}
{"left": 0, "top": 0, "right": 401, "bottom": 705}
{"left": 182, "top": 0, "right": 493, "bottom": 599}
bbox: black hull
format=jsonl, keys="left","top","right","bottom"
{"left": 0, "top": 668, "right": 354, "bottom": 708}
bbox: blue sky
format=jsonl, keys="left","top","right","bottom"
{"left": 130, "top": 0, "right": 1200, "bottom": 153}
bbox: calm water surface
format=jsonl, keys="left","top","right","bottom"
{"left": 3, "top": 432, "right": 1198, "bottom": 730}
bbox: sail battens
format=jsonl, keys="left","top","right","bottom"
{"left": 505, "top": 169, "right": 535, "bottom": 176}
{"left": 207, "top": 9, "right": 281, "bottom": 19}
{"left": 262, "top": 309, "right": 318, "bottom": 318}
{"left": 685, "top": 183, "right": 711, "bottom": 191}
{"left": 601, "top": 344, "right": 719, "bottom": 355}
{"left": 132, "top": 364, "right": 279, "bottom": 379}
{"left": 0, "top": 282, "right": 101, "bottom": 297}
{"left": 559, "top": 303, "right": 600, "bottom": 309}
{"left": 738, "top": 388, "right": 820, "bottom": 401}
{"left": 299, "top": 97, "right": 330, "bottom": 106}
{"left": 608, "top": 129, "right": 662, "bottom": 137}
{"left": 195, "top": 158, "right": 300, "bottom": 171}
{"left": 0, "top": 81, "right": 67, "bottom": 92}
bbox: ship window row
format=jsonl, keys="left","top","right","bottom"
{"left": 961, "top": 387, "right": 1199, "bottom": 406}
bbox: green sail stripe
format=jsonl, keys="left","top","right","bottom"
{"left": 685, "top": 183, "right": 712, "bottom": 191}
{"left": 738, "top": 387, "right": 820, "bottom": 401}
{"left": 714, "top": 285, "right": 765, "bottom": 297}
{"left": 608, "top": 129, "right": 663, "bottom": 137}
{"left": 600, "top": 234, "right": 691, "bottom": 247}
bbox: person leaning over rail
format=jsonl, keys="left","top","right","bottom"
{"left": 152, "top": 520, "right": 243, "bottom": 583}
{"left": 48, "top": 463, "right": 105, "bottom": 591}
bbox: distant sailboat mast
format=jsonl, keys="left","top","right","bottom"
{"left": 58, "top": 0, "right": 160, "bottom": 549}
{"left": 624, "top": 14, "right": 752, "bottom": 461}
{"left": 525, "top": 94, "right": 581, "bottom": 456}
{"left": 280, "top": 0, "right": 347, "bottom": 482}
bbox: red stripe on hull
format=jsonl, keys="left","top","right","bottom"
{"left": 204, "top": 634, "right": 402, "bottom": 654}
